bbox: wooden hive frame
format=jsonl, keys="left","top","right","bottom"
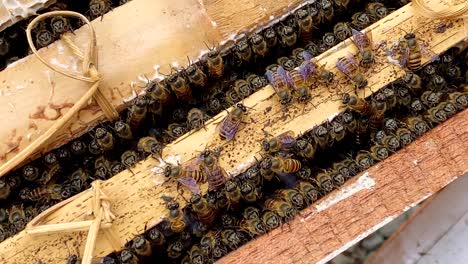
{"left": 0, "top": 0, "right": 466, "bottom": 263}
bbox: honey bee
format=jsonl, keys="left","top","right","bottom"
{"left": 167, "top": 240, "right": 185, "bottom": 259}
{"left": 94, "top": 156, "right": 110, "bottom": 180}
{"left": 260, "top": 157, "right": 275, "bottom": 181}
{"left": 295, "top": 166, "right": 313, "bottom": 181}
{"left": 243, "top": 207, "right": 260, "bottom": 220}
{"left": 187, "top": 108, "right": 207, "bottom": 130}
{"left": 88, "top": 0, "right": 112, "bottom": 20}
{"left": 190, "top": 194, "right": 216, "bottom": 225}
{"left": 67, "top": 255, "right": 81, "bottom": 264}
{"left": 167, "top": 71, "right": 192, "bottom": 100}
{"left": 262, "top": 210, "right": 281, "bottom": 231}
{"left": 0, "top": 180, "right": 10, "bottom": 200}
{"left": 263, "top": 27, "right": 278, "bottom": 48}
{"left": 428, "top": 74, "right": 447, "bottom": 91}
{"left": 382, "top": 134, "right": 401, "bottom": 152}
{"left": 224, "top": 180, "right": 242, "bottom": 208}
{"left": 233, "top": 79, "right": 253, "bottom": 98}
{"left": 243, "top": 163, "right": 263, "bottom": 188}
{"left": 235, "top": 39, "right": 252, "bottom": 62}
{"left": 319, "top": 0, "right": 334, "bottom": 23}
{"left": 305, "top": 42, "right": 319, "bottom": 57}
{"left": 311, "top": 123, "right": 330, "bottom": 149}
{"left": 262, "top": 130, "right": 296, "bottom": 154}
{"left": 0, "top": 224, "right": 9, "bottom": 242}
{"left": 188, "top": 245, "right": 206, "bottom": 264}
{"left": 121, "top": 150, "right": 140, "bottom": 169}
{"left": 218, "top": 103, "right": 247, "bottom": 141}
{"left": 315, "top": 171, "right": 334, "bottom": 192}
{"left": 164, "top": 161, "right": 204, "bottom": 194}
{"left": 240, "top": 217, "right": 266, "bottom": 237}
{"left": 292, "top": 47, "right": 306, "bottom": 64}
{"left": 399, "top": 33, "right": 423, "bottom": 71}
{"left": 294, "top": 139, "right": 316, "bottom": 159}
{"left": 131, "top": 235, "right": 152, "bottom": 257}
{"left": 200, "top": 150, "right": 227, "bottom": 191}
{"left": 366, "top": 2, "right": 389, "bottom": 21}
{"left": 394, "top": 83, "right": 412, "bottom": 107}
{"left": 161, "top": 196, "right": 187, "bottom": 233}
{"left": 277, "top": 56, "right": 296, "bottom": 71}
{"left": 88, "top": 139, "right": 103, "bottom": 156}
{"left": 240, "top": 181, "right": 262, "bottom": 203}
{"left": 295, "top": 180, "right": 320, "bottom": 205}
{"left": 410, "top": 99, "right": 425, "bottom": 114}
{"left": 421, "top": 91, "right": 443, "bottom": 108}
{"left": 249, "top": 33, "right": 268, "bottom": 58}
{"left": 70, "top": 140, "right": 87, "bottom": 156}
{"left": 205, "top": 94, "right": 224, "bottom": 115}
{"left": 50, "top": 16, "right": 70, "bottom": 35}
{"left": 334, "top": 0, "right": 350, "bottom": 11}
{"left": 0, "top": 37, "right": 9, "bottom": 56}
{"left": 425, "top": 105, "right": 447, "bottom": 125}
{"left": 186, "top": 60, "right": 207, "bottom": 88}
{"left": 275, "top": 188, "right": 305, "bottom": 210}
{"left": 374, "top": 130, "right": 386, "bottom": 144}
{"left": 291, "top": 62, "right": 315, "bottom": 103}
{"left": 0, "top": 207, "right": 8, "bottom": 222}
{"left": 336, "top": 55, "right": 368, "bottom": 90}
{"left": 35, "top": 29, "right": 54, "bottom": 48}
{"left": 354, "top": 150, "right": 374, "bottom": 169}
{"left": 266, "top": 66, "right": 293, "bottom": 105}
{"left": 204, "top": 46, "right": 224, "bottom": 78}
{"left": 246, "top": 74, "right": 267, "bottom": 91}
{"left": 383, "top": 118, "right": 399, "bottom": 134}
{"left": 221, "top": 229, "right": 247, "bottom": 250}
{"left": 225, "top": 89, "right": 241, "bottom": 106}
{"left": 148, "top": 81, "right": 173, "bottom": 106}
{"left": 401, "top": 72, "right": 422, "bottom": 93}
{"left": 369, "top": 102, "right": 386, "bottom": 132}
{"left": 341, "top": 110, "right": 357, "bottom": 133}
{"left": 448, "top": 92, "right": 468, "bottom": 110}
{"left": 147, "top": 226, "right": 165, "bottom": 247}
{"left": 396, "top": 127, "right": 414, "bottom": 147}
{"left": 127, "top": 97, "right": 147, "bottom": 130}
{"left": 119, "top": 249, "right": 138, "bottom": 264}
{"left": 369, "top": 145, "right": 390, "bottom": 161}
{"left": 351, "top": 12, "right": 372, "bottom": 30}
{"left": 322, "top": 32, "right": 337, "bottom": 49}
{"left": 22, "top": 165, "right": 40, "bottom": 182}
{"left": 341, "top": 93, "right": 372, "bottom": 116}
{"left": 8, "top": 205, "right": 26, "bottom": 232}
{"left": 264, "top": 198, "right": 297, "bottom": 221}
{"left": 329, "top": 117, "right": 346, "bottom": 142}
{"left": 166, "top": 123, "right": 188, "bottom": 140}
{"left": 94, "top": 127, "right": 114, "bottom": 151}
{"left": 270, "top": 156, "right": 302, "bottom": 176}
{"left": 113, "top": 121, "right": 133, "bottom": 140}
{"left": 278, "top": 25, "right": 297, "bottom": 47}
{"left": 352, "top": 28, "right": 374, "bottom": 68}
{"left": 137, "top": 136, "right": 163, "bottom": 158}
{"left": 69, "top": 168, "right": 90, "bottom": 193}
{"left": 295, "top": 7, "right": 314, "bottom": 43}
{"left": 333, "top": 22, "right": 352, "bottom": 42}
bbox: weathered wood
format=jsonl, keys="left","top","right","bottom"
{"left": 217, "top": 109, "right": 468, "bottom": 264}
{"left": 0, "top": 1, "right": 464, "bottom": 263}
{"left": 365, "top": 172, "right": 468, "bottom": 264}
{"left": 0, "top": 0, "right": 302, "bottom": 172}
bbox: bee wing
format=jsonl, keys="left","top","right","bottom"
{"left": 266, "top": 70, "right": 280, "bottom": 92}
{"left": 351, "top": 28, "right": 366, "bottom": 52}
{"left": 346, "top": 53, "right": 359, "bottom": 67}
{"left": 276, "top": 130, "right": 296, "bottom": 151}
{"left": 301, "top": 50, "right": 314, "bottom": 62}
{"left": 336, "top": 58, "right": 352, "bottom": 77}
{"left": 399, "top": 46, "right": 409, "bottom": 68}
{"left": 420, "top": 44, "right": 440, "bottom": 63}
{"left": 277, "top": 66, "right": 293, "bottom": 87}
{"left": 284, "top": 70, "right": 295, "bottom": 87}
{"left": 298, "top": 61, "right": 314, "bottom": 80}
{"left": 161, "top": 195, "right": 174, "bottom": 203}
{"left": 178, "top": 177, "right": 201, "bottom": 194}
{"left": 365, "top": 28, "right": 373, "bottom": 45}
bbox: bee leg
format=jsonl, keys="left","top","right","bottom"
{"left": 128, "top": 167, "right": 135, "bottom": 176}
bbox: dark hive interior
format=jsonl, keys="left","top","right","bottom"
{"left": 0, "top": 0, "right": 466, "bottom": 263}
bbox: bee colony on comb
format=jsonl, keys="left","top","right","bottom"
{"left": 0, "top": 0, "right": 466, "bottom": 263}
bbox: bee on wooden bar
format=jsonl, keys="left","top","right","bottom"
{"left": 311, "top": 123, "right": 330, "bottom": 149}
{"left": 89, "top": 0, "right": 112, "bottom": 20}
{"left": 303, "top": 51, "right": 335, "bottom": 85}
{"left": 233, "top": 79, "right": 253, "bottom": 98}
{"left": 278, "top": 25, "right": 297, "bottom": 47}
{"left": 164, "top": 161, "right": 204, "bottom": 194}
{"left": 121, "top": 150, "right": 140, "bottom": 170}
{"left": 161, "top": 196, "right": 187, "bottom": 233}
{"left": 137, "top": 136, "right": 163, "bottom": 159}
{"left": 0, "top": 180, "right": 10, "bottom": 200}
{"left": 190, "top": 194, "right": 216, "bottom": 225}
{"left": 295, "top": 7, "right": 314, "bottom": 43}
{"left": 200, "top": 150, "right": 227, "bottom": 191}
{"left": 266, "top": 66, "right": 294, "bottom": 105}
{"left": 322, "top": 32, "right": 337, "bottom": 49}
{"left": 94, "top": 156, "right": 110, "bottom": 180}
{"left": 22, "top": 165, "right": 40, "bottom": 182}
{"left": 352, "top": 28, "right": 374, "bottom": 68}
{"left": 235, "top": 39, "right": 253, "bottom": 63}
{"left": 262, "top": 130, "right": 296, "bottom": 154}
{"left": 240, "top": 181, "right": 262, "bottom": 203}
{"left": 399, "top": 33, "right": 423, "bottom": 71}
{"left": 167, "top": 70, "right": 192, "bottom": 100}
{"left": 295, "top": 180, "right": 320, "bottom": 205}
{"left": 319, "top": 0, "right": 334, "bottom": 23}
{"left": 187, "top": 108, "right": 207, "bottom": 131}
{"left": 246, "top": 74, "right": 267, "bottom": 91}
{"left": 19, "top": 184, "right": 66, "bottom": 202}
{"left": 421, "top": 91, "right": 443, "bottom": 108}
{"left": 166, "top": 123, "right": 188, "bottom": 140}
{"left": 218, "top": 103, "right": 247, "bottom": 141}
{"left": 204, "top": 46, "right": 224, "bottom": 78}
{"left": 334, "top": 22, "right": 352, "bottom": 42}
{"left": 94, "top": 127, "right": 114, "bottom": 151}
{"left": 336, "top": 55, "right": 368, "bottom": 90}
{"left": 294, "top": 139, "right": 316, "bottom": 159}
{"left": 119, "top": 249, "right": 138, "bottom": 264}
{"left": 264, "top": 198, "right": 297, "bottom": 222}
{"left": 351, "top": 12, "right": 372, "bottom": 30}
{"left": 131, "top": 235, "right": 152, "bottom": 257}
{"left": 50, "top": 16, "right": 70, "bottom": 36}
{"left": 355, "top": 150, "right": 375, "bottom": 169}
{"left": 396, "top": 127, "right": 414, "bottom": 147}
{"left": 70, "top": 140, "right": 87, "bottom": 156}
{"left": 249, "top": 33, "right": 268, "bottom": 58}
{"left": 366, "top": 2, "right": 389, "bottom": 21}
{"left": 263, "top": 27, "right": 278, "bottom": 48}
{"left": 186, "top": 60, "right": 207, "bottom": 88}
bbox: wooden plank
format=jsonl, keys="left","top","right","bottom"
{"left": 217, "top": 109, "right": 468, "bottom": 264}
{"left": 365, "top": 172, "right": 468, "bottom": 264}
{"left": 0, "top": 1, "right": 464, "bottom": 263}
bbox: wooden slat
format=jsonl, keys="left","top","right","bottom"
{"left": 217, "top": 108, "right": 468, "bottom": 264}
{"left": 365, "top": 172, "right": 468, "bottom": 264}
{"left": 0, "top": 1, "right": 465, "bottom": 263}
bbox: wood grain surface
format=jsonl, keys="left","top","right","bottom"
{"left": 0, "top": 0, "right": 465, "bottom": 263}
